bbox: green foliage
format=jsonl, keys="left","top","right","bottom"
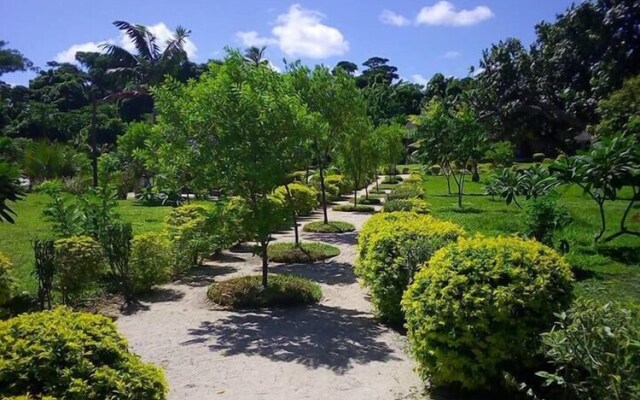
{"left": 267, "top": 242, "right": 340, "bottom": 263}
{"left": 100, "top": 222, "right": 133, "bottom": 298}
{"left": 487, "top": 166, "right": 560, "bottom": 207}
{"left": 382, "top": 198, "right": 431, "bottom": 214}
{"left": 373, "top": 123, "right": 406, "bottom": 178}
{"left": 302, "top": 221, "right": 355, "bottom": 233}
{"left": 274, "top": 183, "right": 318, "bottom": 216}
{"left": 332, "top": 204, "right": 375, "bottom": 212}
{"left": 324, "top": 174, "right": 352, "bottom": 195}
{"left": 130, "top": 233, "right": 172, "bottom": 294}
{"left": 165, "top": 204, "right": 218, "bottom": 274}
{"left": 32, "top": 239, "right": 55, "bottom": 309}
{"left": 524, "top": 196, "right": 572, "bottom": 245}
{"left": 53, "top": 235, "right": 104, "bottom": 303}
{"left": 485, "top": 141, "right": 515, "bottom": 167}
{"left": 537, "top": 298, "right": 640, "bottom": 400}
{"left": 356, "top": 212, "right": 465, "bottom": 324}
{"left": 0, "top": 307, "right": 168, "bottom": 399}
{"left": 532, "top": 153, "right": 546, "bottom": 163}
{"left": 0, "top": 251, "right": 14, "bottom": 305}
{"left": 403, "top": 235, "right": 574, "bottom": 389}
{"left": 207, "top": 274, "right": 322, "bottom": 308}
{"left": 597, "top": 75, "right": 640, "bottom": 139}
{"left": 0, "top": 161, "right": 24, "bottom": 223}
{"left": 386, "top": 182, "right": 425, "bottom": 201}
{"left": 22, "top": 140, "right": 87, "bottom": 182}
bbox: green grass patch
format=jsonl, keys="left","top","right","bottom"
{"left": 421, "top": 172, "right": 640, "bottom": 310}
{"left": 268, "top": 242, "right": 340, "bottom": 263}
{"left": 332, "top": 204, "right": 376, "bottom": 212}
{"left": 303, "top": 221, "right": 356, "bottom": 233}
{"left": 207, "top": 274, "right": 321, "bottom": 309}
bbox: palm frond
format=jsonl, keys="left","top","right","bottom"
{"left": 161, "top": 26, "right": 191, "bottom": 62}
{"left": 101, "top": 43, "right": 138, "bottom": 68}
{"left": 112, "top": 20, "right": 159, "bottom": 61}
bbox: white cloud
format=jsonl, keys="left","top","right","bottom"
{"left": 416, "top": 1, "right": 494, "bottom": 26}
{"left": 236, "top": 4, "right": 349, "bottom": 59}
{"left": 379, "top": 9, "right": 410, "bottom": 27}
{"left": 235, "top": 31, "right": 277, "bottom": 47}
{"left": 268, "top": 60, "right": 282, "bottom": 73}
{"left": 442, "top": 50, "right": 461, "bottom": 59}
{"left": 411, "top": 74, "right": 429, "bottom": 86}
{"left": 55, "top": 22, "right": 198, "bottom": 64}
{"left": 54, "top": 40, "right": 113, "bottom": 63}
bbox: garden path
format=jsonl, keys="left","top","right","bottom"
{"left": 117, "top": 175, "right": 424, "bottom": 400}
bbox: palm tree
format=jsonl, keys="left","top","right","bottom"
{"left": 0, "top": 162, "right": 24, "bottom": 223}
{"left": 243, "top": 46, "right": 268, "bottom": 66}
{"left": 101, "top": 21, "right": 191, "bottom": 111}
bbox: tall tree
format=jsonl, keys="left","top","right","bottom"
{"left": 288, "top": 64, "right": 368, "bottom": 224}
{"left": 155, "top": 51, "right": 308, "bottom": 287}
{"left": 338, "top": 117, "right": 375, "bottom": 205}
{"left": 0, "top": 40, "right": 33, "bottom": 77}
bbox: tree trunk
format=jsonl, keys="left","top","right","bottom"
{"left": 353, "top": 189, "right": 358, "bottom": 206}
{"left": 319, "top": 162, "right": 329, "bottom": 224}
{"left": 365, "top": 185, "right": 369, "bottom": 200}
{"left": 595, "top": 200, "right": 606, "bottom": 242}
{"left": 285, "top": 184, "right": 300, "bottom": 246}
{"left": 91, "top": 98, "right": 98, "bottom": 188}
{"left": 471, "top": 160, "right": 480, "bottom": 182}
{"left": 261, "top": 240, "right": 268, "bottom": 288}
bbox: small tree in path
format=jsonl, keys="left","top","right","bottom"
{"left": 338, "top": 117, "right": 375, "bottom": 205}
{"left": 288, "top": 64, "right": 366, "bottom": 224}
{"left": 374, "top": 123, "right": 406, "bottom": 179}
{"left": 155, "top": 51, "right": 308, "bottom": 287}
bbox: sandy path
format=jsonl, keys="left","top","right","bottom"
{"left": 117, "top": 177, "right": 425, "bottom": 400}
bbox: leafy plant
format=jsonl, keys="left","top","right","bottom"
{"left": 537, "top": 298, "right": 640, "bottom": 400}
{"left": 0, "top": 252, "right": 14, "bottom": 306}
{"left": 485, "top": 141, "right": 515, "bottom": 167}
{"left": 402, "top": 235, "right": 574, "bottom": 389}
{"left": 32, "top": 239, "right": 55, "bottom": 310}
{"left": 0, "top": 162, "right": 24, "bottom": 223}
{"left": 101, "top": 222, "right": 134, "bottom": 300}
{"left": 386, "top": 182, "right": 425, "bottom": 201}
{"left": 302, "top": 221, "right": 355, "bottom": 233}
{"left": 524, "top": 196, "right": 572, "bottom": 245}
{"left": 356, "top": 212, "right": 465, "bottom": 325}
{"left": 382, "top": 198, "right": 431, "bottom": 214}
{"left": 0, "top": 307, "right": 168, "bottom": 399}
{"left": 267, "top": 242, "right": 340, "bottom": 263}
{"left": 54, "top": 235, "right": 104, "bottom": 304}
{"left": 207, "top": 274, "right": 322, "bottom": 309}
{"left": 130, "top": 233, "right": 172, "bottom": 294}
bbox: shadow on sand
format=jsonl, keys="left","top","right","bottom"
{"left": 181, "top": 304, "right": 399, "bottom": 374}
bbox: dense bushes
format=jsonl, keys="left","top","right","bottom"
{"left": 274, "top": 183, "right": 318, "bottom": 216}
{"left": 130, "top": 233, "right": 172, "bottom": 293}
{"left": 386, "top": 182, "right": 425, "bottom": 201}
{"left": 0, "top": 307, "right": 168, "bottom": 399}
{"left": 0, "top": 252, "right": 13, "bottom": 306}
{"left": 537, "top": 298, "right": 640, "bottom": 399}
{"left": 402, "top": 235, "right": 573, "bottom": 389}
{"left": 207, "top": 274, "right": 322, "bottom": 308}
{"left": 325, "top": 174, "right": 352, "bottom": 195}
{"left": 382, "top": 198, "right": 430, "bottom": 214}
{"left": 356, "top": 212, "right": 464, "bottom": 325}
{"left": 53, "top": 236, "right": 104, "bottom": 302}
{"left": 333, "top": 204, "right": 375, "bottom": 212}
{"left": 524, "top": 196, "right": 572, "bottom": 245}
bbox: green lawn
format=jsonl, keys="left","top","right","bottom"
{"left": 0, "top": 193, "right": 171, "bottom": 293}
{"left": 421, "top": 171, "right": 640, "bottom": 310}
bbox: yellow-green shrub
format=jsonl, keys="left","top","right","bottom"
{"left": 0, "top": 252, "right": 13, "bottom": 305}
{"left": 130, "top": 233, "right": 172, "bottom": 293}
{"left": 356, "top": 212, "right": 465, "bottom": 325}
{"left": 0, "top": 307, "right": 167, "bottom": 399}
{"left": 382, "top": 198, "right": 430, "bottom": 214}
{"left": 405, "top": 173, "right": 423, "bottom": 184}
{"left": 54, "top": 236, "right": 104, "bottom": 302}
{"left": 274, "top": 183, "right": 318, "bottom": 216}
{"left": 325, "top": 174, "right": 352, "bottom": 195}
{"left": 402, "top": 235, "right": 574, "bottom": 389}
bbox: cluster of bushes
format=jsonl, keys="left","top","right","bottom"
{"left": 355, "top": 212, "right": 465, "bottom": 325}
{"left": 382, "top": 198, "right": 430, "bottom": 214}
{"left": 0, "top": 307, "right": 168, "bottom": 399}
{"left": 355, "top": 211, "right": 637, "bottom": 397}
{"left": 386, "top": 180, "right": 425, "bottom": 202}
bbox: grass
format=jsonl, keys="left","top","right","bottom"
{"left": 0, "top": 193, "right": 172, "bottom": 293}
{"left": 303, "top": 221, "right": 355, "bottom": 233}
{"left": 207, "top": 274, "right": 322, "bottom": 309}
{"left": 421, "top": 172, "right": 640, "bottom": 311}
{"left": 332, "top": 204, "right": 376, "bottom": 212}
{"left": 268, "top": 242, "right": 340, "bottom": 263}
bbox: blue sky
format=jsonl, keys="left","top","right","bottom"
{"left": 1, "top": 0, "right": 578, "bottom": 86}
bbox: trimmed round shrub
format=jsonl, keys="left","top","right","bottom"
{"left": 275, "top": 183, "right": 318, "bottom": 216}
{"left": 333, "top": 204, "right": 376, "bottom": 212}
{"left": 303, "top": 221, "right": 355, "bottom": 233}
{"left": 401, "top": 167, "right": 411, "bottom": 174}
{"left": 130, "top": 233, "right": 172, "bottom": 294}
{"left": 0, "top": 307, "right": 168, "bottom": 399}
{"left": 405, "top": 173, "right": 423, "bottom": 184}
{"left": 325, "top": 174, "right": 352, "bottom": 195}
{"left": 356, "top": 212, "right": 465, "bottom": 325}
{"left": 352, "top": 197, "right": 381, "bottom": 205}
{"left": 402, "top": 235, "right": 574, "bottom": 389}
{"left": 207, "top": 274, "right": 321, "bottom": 308}
{"left": 268, "top": 242, "right": 340, "bottom": 263}
{"left": 54, "top": 236, "right": 104, "bottom": 302}
{"left": 0, "top": 252, "right": 14, "bottom": 306}
{"left": 532, "top": 152, "right": 546, "bottom": 163}
{"left": 382, "top": 198, "right": 431, "bottom": 214}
